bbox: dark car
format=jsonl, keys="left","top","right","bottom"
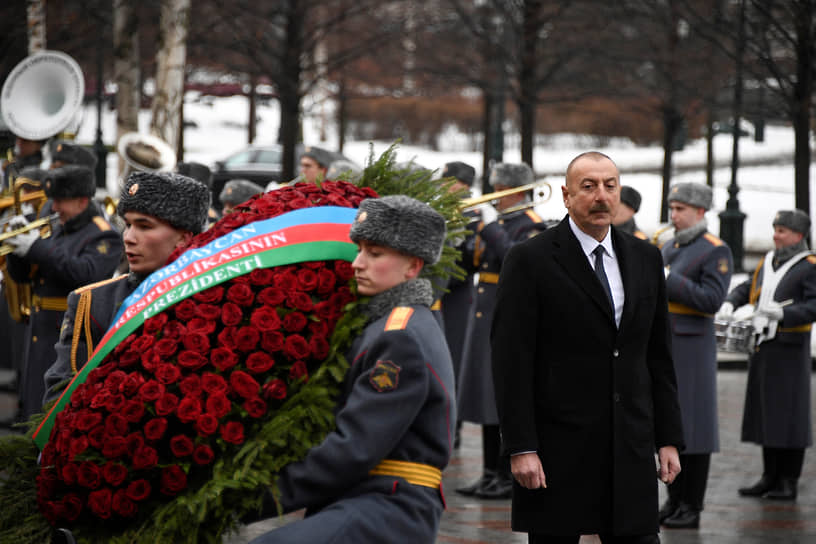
{"left": 211, "top": 145, "right": 283, "bottom": 209}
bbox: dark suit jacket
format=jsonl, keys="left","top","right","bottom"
{"left": 490, "top": 216, "right": 684, "bottom": 536}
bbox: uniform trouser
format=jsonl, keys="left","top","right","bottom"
{"left": 483, "top": 424, "right": 510, "bottom": 475}
{"left": 529, "top": 533, "right": 659, "bottom": 543}
{"left": 763, "top": 447, "right": 805, "bottom": 480}
{"left": 666, "top": 453, "right": 710, "bottom": 511}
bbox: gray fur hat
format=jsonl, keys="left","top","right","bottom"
{"left": 349, "top": 195, "right": 446, "bottom": 264}
{"left": 219, "top": 178, "right": 264, "bottom": 206}
{"left": 16, "top": 166, "right": 48, "bottom": 187}
{"left": 118, "top": 171, "right": 211, "bottom": 234}
{"left": 176, "top": 162, "right": 213, "bottom": 190}
{"left": 773, "top": 209, "right": 811, "bottom": 234}
{"left": 442, "top": 161, "right": 476, "bottom": 186}
{"left": 50, "top": 141, "right": 98, "bottom": 169}
{"left": 489, "top": 162, "right": 534, "bottom": 188}
{"left": 620, "top": 186, "right": 642, "bottom": 212}
{"left": 668, "top": 182, "right": 712, "bottom": 210}
{"left": 300, "top": 146, "right": 333, "bottom": 168}
{"left": 43, "top": 165, "right": 96, "bottom": 199}
{"left": 326, "top": 159, "right": 362, "bottom": 181}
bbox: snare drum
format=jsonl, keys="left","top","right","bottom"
{"left": 715, "top": 319, "right": 755, "bottom": 353}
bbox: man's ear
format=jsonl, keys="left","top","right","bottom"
{"left": 175, "top": 230, "right": 194, "bottom": 249}
{"left": 405, "top": 255, "right": 424, "bottom": 280}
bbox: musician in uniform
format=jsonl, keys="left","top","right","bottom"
{"left": 717, "top": 209, "right": 816, "bottom": 502}
{"left": 5, "top": 165, "right": 123, "bottom": 419}
{"left": 1, "top": 135, "right": 46, "bottom": 190}
{"left": 613, "top": 186, "right": 647, "bottom": 240}
{"left": 456, "top": 162, "right": 546, "bottom": 499}
{"left": 248, "top": 195, "right": 455, "bottom": 543}
{"left": 659, "top": 182, "right": 732, "bottom": 529}
{"left": 43, "top": 171, "right": 211, "bottom": 405}
{"left": 49, "top": 140, "right": 98, "bottom": 170}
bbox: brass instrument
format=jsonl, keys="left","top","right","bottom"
{"left": 0, "top": 213, "right": 59, "bottom": 256}
{"left": 103, "top": 195, "right": 119, "bottom": 217}
{"left": 117, "top": 132, "right": 176, "bottom": 182}
{"left": 651, "top": 224, "right": 674, "bottom": 247}
{"left": 460, "top": 180, "right": 553, "bottom": 210}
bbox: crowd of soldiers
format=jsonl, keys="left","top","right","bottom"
{"left": 0, "top": 133, "right": 813, "bottom": 541}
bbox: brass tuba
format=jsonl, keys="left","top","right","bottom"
{"left": 116, "top": 131, "right": 176, "bottom": 182}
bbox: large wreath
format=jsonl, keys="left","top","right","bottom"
{"left": 0, "top": 145, "right": 466, "bottom": 543}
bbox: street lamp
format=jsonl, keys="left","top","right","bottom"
{"left": 93, "top": 37, "right": 107, "bottom": 189}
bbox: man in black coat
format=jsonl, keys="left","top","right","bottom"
{"left": 491, "top": 151, "right": 684, "bottom": 542}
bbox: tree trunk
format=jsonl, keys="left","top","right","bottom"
{"left": 519, "top": 0, "right": 541, "bottom": 170}
{"left": 279, "top": 0, "right": 305, "bottom": 182}
{"left": 26, "top": 0, "right": 46, "bottom": 53}
{"left": 481, "top": 91, "right": 493, "bottom": 195}
{"left": 792, "top": 0, "right": 813, "bottom": 215}
{"left": 337, "top": 78, "right": 347, "bottom": 152}
{"left": 113, "top": 0, "right": 140, "bottom": 177}
{"left": 659, "top": 107, "right": 682, "bottom": 223}
{"left": 150, "top": 0, "right": 190, "bottom": 153}
{"left": 248, "top": 73, "right": 257, "bottom": 144}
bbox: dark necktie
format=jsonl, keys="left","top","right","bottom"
{"left": 593, "top": 245, "right": 614, "bottom": 308}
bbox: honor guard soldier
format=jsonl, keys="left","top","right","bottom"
{"left": 5, "top": 165, "right": 123, "bottom": 419}
{"left": 613, "top": 185, "right": 648, "bottom": 240}
{"left": 717, "top": 209, "right": 816, "bottom": 502}
{"left": 49, "top": 140, "right": 98, "bottom": 170}
{"left": 219, "top": 178, "right": 264, "bottom": 214}
{"left": 247, "top": 195, "right": 455, "bottom": 543}
{"left": 176, "top": 161, "right": 220, "bottom": 227}
{"left": 660, "top": 182, "right": 732, "bottom": 529}
{"left": 456, "top": 162, "right": 545, "bottom": 500}
{"left": 43, "top": 171, "right": 211, "bottom": 405}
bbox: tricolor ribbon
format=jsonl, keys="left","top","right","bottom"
{"left": 34, "top": 206, "right": 358, "bottom": 449}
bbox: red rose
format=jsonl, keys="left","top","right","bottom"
{"left": 103, "top": 462, "right": 128, "bottom": 486}
{"left": 194, "top": 303, "right": 222, "bottom": 321}
{"left": 182, "top": 332, "right": 211, "bottom": 353}
{"left": 187, "top": 317, "right": 217, "bottom": 334}
{"left": 120, "top": 399, "right": 146, "bottom": 423}
{"left": 120, "top": 373, "right": 145, "bottom": 396}
{"left": 243, "top": 397, "right": 267, "bottom": 418}
{"left": 217, "top": 326, "right": 237, "bottom": 349}
{"left": 104, "top": 370, "right": 128, "bottom": 389}
{"left": 112, "top": 335, "right": 135, "bottom": 356}
{"left": 246, "top": 352, "right": 275, "bottom": 374}
{"left": 195, "top": 413, "right": 219, "bottom": 436}
{"left": 179, "top": 374, "right": 202, "bottom": 397}
{"left": 102, "top": 436, "right": 129, "bottom": 458}
{"left": 221, "top": 302, "right": 243, "bottom": 326}
{"left": 155, "top": 363, "right": 182, "bottom": 384}
{"left": 289, "top": 360, "right": 309, "bottom": 382}
{"left": 177, "top": 396, "right": 202, "bottom": 423}
{"left": 107, "top": 393, "right": 128, "bottom": 414}
{"left": 205, "top": 392, "right": 232, "bottom": 418}
{"left": 138, "top": 380, "right": 165, "bottom": 403}
{"left": 160, "top": 465, "right": 189, "bottom": 496}
{"left": 309, "top": 335, "right": 330, "bottom": 360}
{"left": 130, "top": 334, "right": 156, "bottom": 353}
{"left": 249, "top": 268, "right": 275, "bottom": 285}
{"left": 105, "top": 413, "right": 129, "bottom": 436}
{"left": 143, "top": 312, "right": 169, "bottom": 335}
{"left": 154, "top": 338, "right": 179, "bottom": 358}
{"left": 126, "top": 432, "right": 144, "bottom": 455}
{"left": 61, "top": 493, "right": 83, "bottom": 521}
{"left": 140, "top": 350, "right": 161, "bottom": 372}
{"left": 257, "top": 287, "right": 286, "bottom": 307}
{"left": 169, "top": 434, "right": 195, "bottom": 457}
{"left": 132, "top": 444, "right": 159, "bottom": 470}
{"left": 192, "top": 444, "right": 215, "bottom": 465}
{"left": 144, "top": 417, "right": 168, "bottom": 441}
{"left": 250, "top": 306, "right": 281, "bottom": 331}
{"left": 178, "top": 350, "right": 209, "bottom": 370}
{"left": 262, "top": 379, "right": 287, "bottom": 401}
{"left": 163, "top": 320, "right": 187, "bottom": 339}
{"left": 112, "top": 489, "right": 137, "bottom": 517}
{"left": 287, "top": 197, "right": 313, "bottom": 210}
{"left": 174, "top": 298, "right": 197, "bottom": 321}
{"left": 68, "top": 435, "right": 89, "bottom": 459}
{"left": 193, "top": 285, "right": 224, "bottom": 304}
{"left": 119, "top": 349, "right": 142, "bottom": 369}
{"left": 317, "top": 268, "right": 337, "bottom": 294}
{"left": 126, "top": 479, "right": 152, "bottom": 502}
{"left": 297, "top": 268, "right": 319, "bottom": 291}
{"left": 234, "top": 326, "right": 260, "bottom": 352}
{"left": 230, "top": 370, "right": 260, "bottom": 399}
{"left": 77, "top": 461, "right": 102, "bottom": 489}
{"left": 210, "top": 346, "right": 239, "bottom": 371}
{"left": 284, "top": 334, "right": 311, "bottom": 360}
{"left": 201, "top": 372, "right": 228, "bottom": 395}
{"left": 87, "top": 487, "right": 113, "bottom": 519}
{"left": 282, "top": 312, "right": 307, "bottom": 332}
{"left": 90, "top": 389, "right": 111, "bottom": 410}
{"left": 334, "top": 260, "right": 354, "bottom": 282}
{"left": 88, "top": 426, "right": 106, "bottom": 449}
{"left": 227, "top": 283, "right": 255, "bottom": 306}
{"left": 155, "top": 392, "right": 180, "bottom": 416}
{"left": 275, "top": 271, "right": 298, "bottom": 290}
{"left": 261, "top": 330, "right": 285, "bottom": 352}
{"left": 324, "top": 192, "right": 352, "bottom": 207}
{"left": 75, "top": 410, "right": 102, "bottom": 432}
{"left": 220, "top": 421, "right": 245, "bottom": 445}
{"left": 61, "top": 463, "right": 78, "bottom": 485}
{"left": 286, "top": 291, "right": 314, "bottom": 312}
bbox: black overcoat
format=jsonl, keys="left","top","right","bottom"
{"left": 491, "top": 217, "right": 684, "bottom": 536}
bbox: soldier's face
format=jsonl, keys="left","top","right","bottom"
{"left": 562, "top": 156, "right": 620, "bottom": 241}
{"left": 52, "top": 197, "right": 89, "bottom": 224}
{"left": 773, "top": 225, "right": 804, "bottom": 249}
{"left": 122, "top": 212, "right": 192, "bottom": 275}
{"left": 299, "top": 157, "right": 326, "bottom": 184}
{"left": 669, "top": 202, "right": 705, "bottom": 231}
{"left": 352, "top": 240, "right": 423, "bottom": 296}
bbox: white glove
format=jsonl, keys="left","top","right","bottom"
{"left": 7, "top": 227, "right": 39, "bottom": 257}
{"left": 715, "top": 302, "right": 735, "bottom": 321}
{"left": 758, "top": 300, "right": 784, "bottom": 322}
{"left": 8, "top": 215, "right": 28, "bottom": 230}
{"left": 477, "top": 203, "right": 498, "bottom": 225}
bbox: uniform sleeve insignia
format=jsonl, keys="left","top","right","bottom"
{"left": 384, "top": 306, "right": 413, "bottom": 331}
{"left": 97, "top": 241, "right": 109, "bottom": 254}
{"left": 718, "top": 257, "right": 729, "bottom": 274}
{"left": 92, "top": 216, "right": 112, "bottom": 231}
{"left": 807, "top": 255, "right": 816, "bottom": 265}
{"left": 703, "top": 233, "right": 724, "bottom": 247}
{"left": 369, "top": 360, "right": 400, "bottom": 392}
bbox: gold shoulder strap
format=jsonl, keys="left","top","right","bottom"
{"left": 70, "top": 290, "right": 94, "bottom": 374}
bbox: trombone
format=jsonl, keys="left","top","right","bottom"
{"left": 460, "top": 180, "right": 552, "bottom": 211}
{"left": 0, "top": 213, "right": 59, "bottom": 256}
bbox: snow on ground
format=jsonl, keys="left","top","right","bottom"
{"left": 72, "top": 93, "right": 816, "bottom": 257}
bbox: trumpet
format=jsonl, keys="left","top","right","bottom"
{"left": 0, "top": 213, "right": 59, "bottom": 256}
{"left": 651, "top": 224, "right": 674, "bottom": 247}
{"left": 460, "top": 180, "right": 552, "bottom": 210}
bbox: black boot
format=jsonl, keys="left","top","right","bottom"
{"left": 661, "top": 502, "right": 700, "bottom": 529}
{"left": 474, "top": 471, "right": 514, "bottom": 499}
{"left": 455, "top": 470, "right": 495, "bottom": 496}
{"left": 738, "top": 474, "right": 776, "bottom": 497}
{"left": 762, "top": 478, "right": 797, "bottom": 501}
{"left": 658, "top": 497, "right": 679, "bottom": 524}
